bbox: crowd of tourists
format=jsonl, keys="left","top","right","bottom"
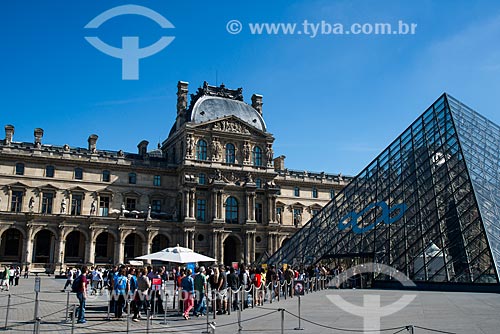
{"left": 68, "top": 262, "right": 334, "bottom": 324}
{"left": 0, "top": 265, "right": 28, "bottom": 291}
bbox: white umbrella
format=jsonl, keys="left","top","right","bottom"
{"left": 136, "top": 245, "right": 216, "bottom": 263}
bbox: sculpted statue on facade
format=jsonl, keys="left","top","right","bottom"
{"left": 186, "top": 135, "right": 194, "bottom": 157}
{"left": 213, "top": 120, "right": 249, "bottom": 134}
{"left": 90, "top": 200, "right": 96, "bottom": 215}
{"left": 243, "top": 142, "right": 251, "bottom": 162}
{"left": 266, "top": 144, "right": 274, "bottom": 165}
{"left": 29, "top": 197, "right": 35, "bottom": 212}
{"left": 120, "top": 202, "right": 125, "bottom": 216}
{"left": 60, "top": 198, "right": 67, "bottom": 214}
{"left": 211, "top": 139, "right": 222, "bottom": 161}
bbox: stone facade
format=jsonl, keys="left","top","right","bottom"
{"left": 0, "top": 81, "right": 351, "bottom": 273}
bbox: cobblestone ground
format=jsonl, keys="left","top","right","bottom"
{"left": 1, "top": 276, "right": 499, "bottom": 333}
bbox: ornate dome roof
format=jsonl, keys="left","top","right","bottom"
{"left": 189, "top": 95, "right": 266, "bottom": 132}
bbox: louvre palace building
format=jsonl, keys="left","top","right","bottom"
{"left": 0, "top": 81, "right": 350, "bottom": 273}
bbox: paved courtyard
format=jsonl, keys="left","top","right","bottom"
{"left": 0, "top": 275, "right": 499, "bottom": 333}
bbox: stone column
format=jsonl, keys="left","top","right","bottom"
{"left": 84, "top": 236, "right": 91, "bottom": 265}
{"left": 212, "top": 190, "right": 218, "bottom": 220}
{"left": 116, "top": 236, "right": 124, "bottom": 265}
{"left": 245, "top": 231, "right": 255, "bottom": 264}
{"left": 190, "top": 230, "right": 195, "bottom": 250}
{"left": 211, "top": 230, "right": 218, "bottom": 260}
{"left": 252, "top": 233, "right": 256, "bottom": 263}
{"left": 218, "top": 191, "right": 223, "bottom": 219}
{"left": 184, "top": 229, "right": 189, "bottom": 248}
{"left": 268, "top": 196, "right": 277, "bottom": 224}
{"left": 250, "top": 193, "right": 256, "bottom": 221}
{"left": 24, "top": 225, "right": 34, "bottom": 264}
{"left": 183, "top": 190, "right": 189, "bottom": 219}
{"left": 55, "top": 229, "right": 65, "bottom": 265}
{"left": 189, "top": 189, "right": 195, "bottom": 218}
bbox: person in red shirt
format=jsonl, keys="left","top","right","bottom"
{"left": 253, "top": 268, "right": 263, "bottom": 306}
{"left": 77, "top": 266, "right": 88, "bottom": 324}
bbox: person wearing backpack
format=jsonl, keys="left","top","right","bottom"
{"left": 113, "top": 267, "right": 128, "bottom": 319}
{"left": 75, "top": 266, "right": 88, "bottom": 324}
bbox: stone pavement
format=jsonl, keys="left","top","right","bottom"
{"left": 0, "top": 276, "right": 499, "bottom": 333}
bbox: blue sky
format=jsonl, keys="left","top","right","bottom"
{"left": 2, "top": 0, "right": 500, "bottom": 176}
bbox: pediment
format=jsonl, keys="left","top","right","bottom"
{"left": 194, "top": 116, "right": 268, "bottom": 137}
{"left": 122, "top": 190, "right": 142, "bottom": 197}
{"left": 5, "top": 181, "right": 30, "bottom": 189}
{"left": 68, "top": 186, "right": 88, "bottom": 193}
{"left": 38, "top": 183, "right": 60, "bottom": 191}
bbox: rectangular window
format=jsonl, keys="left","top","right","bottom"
{"left": 311, "top": 209, "right": 319, "bottom": 217}
{"left": 46, "top": 165, "right": 55, "bottom": 178}
{"left": 71, "top": 194, "right": 82, "bottom": 215}
{"left": 10, "top": 191, "right": 23, "bottom": 212}
{"left": 102, "top": 170, "right": 110, "bottom": 182}
{"left": 255, "top": 203, "right": 263, "bottom": 223}
{"left": 330, "top": 189, "right": 335, "bottom": 199}
{"left": 74, "top": 168, "right": 83, "bottom": 180}
{"left": 154, "top": 175, "right": 161, "bottom": 186}
{"left": 129, "top": 173, "right": 137, "bottom": 184}
{"left": 41, "top": 192, "right": 54, "bottom": 214}
{"left": 126, "top": 198, "right": 136, "bottom": 211}
{"left": 196, "top": 199, "right": 206, "bottom": 221}
{"left": 312, "top": 187, "right": 318, "bottom": 198}
{"left": 198, "top": 173, "right": 206, "bottom": 185}
{"left": 152, "top": 199, "right": 161, "bottom": 213}
{"left": 99, "top": 196, "right": 110, "bottom": 217}
{"left": 293, "top": 208, "right": 302, "bottom": 226}
{"left": 15, "top": 163, "right": 24, "bottom": 175}
{"left": 294, "top": 187, "right": 300, "bottom": 197}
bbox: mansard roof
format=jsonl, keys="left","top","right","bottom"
{"left": 187, "top": 82, "right": 266, "bottom": 132}
{"left": 189, "top": 95, "right": 266, "bottom": 132}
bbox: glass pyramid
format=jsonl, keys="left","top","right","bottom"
{"left": 268, "top": 94, "right": 499, "bottom": 283}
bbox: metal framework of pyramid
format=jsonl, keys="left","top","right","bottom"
{"left": 268, "top": 94, "right": 500, "bottom": 284}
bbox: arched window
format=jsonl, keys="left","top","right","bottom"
{"left": 253, "top": 146, "right": 262, "bottom": 166}
{"left": 225, "top": 196, "right": 238, "bottom": 224}
{"left": 196, "top": 140, "right": 208, "bottom": 160}
{"left": 225, "top": 143, "right": 235, "bottom": 164}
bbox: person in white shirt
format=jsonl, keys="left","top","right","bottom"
{"left": 92, "top": 267, "right": 103, "bottom": 292}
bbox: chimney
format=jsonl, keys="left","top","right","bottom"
{"left": 251, "top": 94, "right": 263, "bottom": 115}
{"left": 4, "top": 125, "right": 14, "bottom": 145}
{"left": 88, "top": 134, "right": 98, "bottom": 153}
{"left": 176, "top": 81, "right": 189, "bottom": 131}
{"left": 273, "top": 155, "right": 286, "bottom": 171}
{"left": 177, "top": 81, "right": 189, "bottom": 113}
{"left": 138, "top": 140, "right": 149, "bottom": 156}
{"left": 34, "top": 128, "right": 44, "bottom": 148}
